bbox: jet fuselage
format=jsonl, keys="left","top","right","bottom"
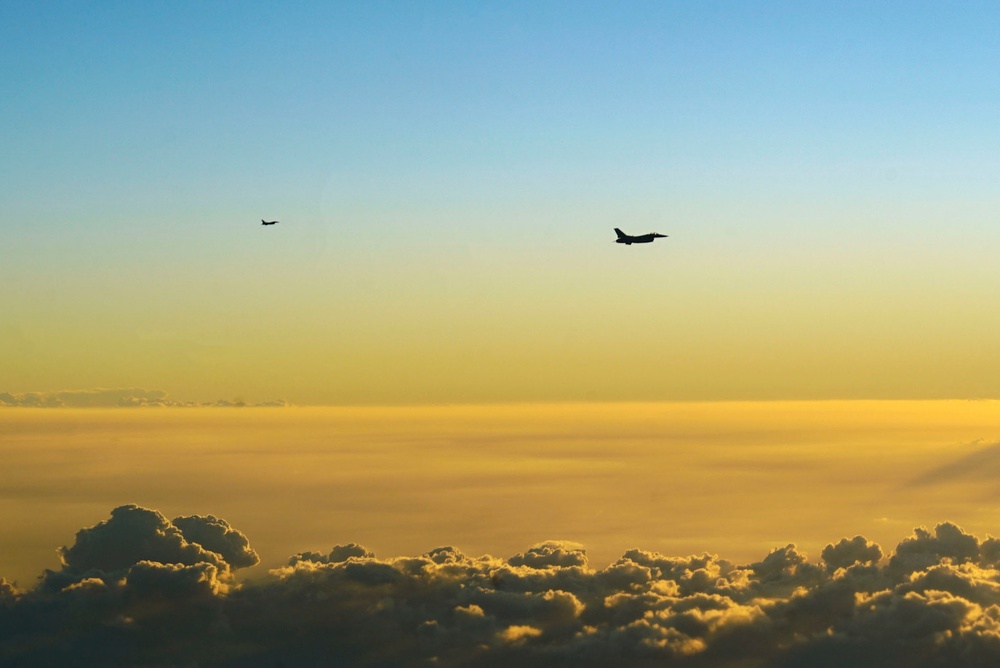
{"left": 614, "top": 228, "right": 666, "bottom": 245}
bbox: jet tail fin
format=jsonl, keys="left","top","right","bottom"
{"left": 614, "top": 228, "right": 626, "bottom": 239}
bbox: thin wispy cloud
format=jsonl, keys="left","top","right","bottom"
{"left": 0, "top": 388, "right": 287, "bottom": 407}
{"left": 5, "top": 505, "right": 1000, "bottom": 666}
{"left": 907, "top": 440, "right": 1000, "bottom": 488}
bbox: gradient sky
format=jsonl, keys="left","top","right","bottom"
{"left": 4, "top": 2, "right": 1000, "bottom": 404}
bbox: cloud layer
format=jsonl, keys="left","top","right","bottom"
{"left": 5, "top": 506, "right": 1000, "bottom": 666}
{"left": 0, "top": 388, "right": 287, "bottom": 407}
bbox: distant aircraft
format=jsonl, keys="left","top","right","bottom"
{"left": 261, "top": 219, "right": 279, "bottom": 226}
{"left": 614, "top": 228, "right": 667, "bottom": 245}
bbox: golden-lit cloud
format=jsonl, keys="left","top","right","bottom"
{"left": 7, "top": 505, "right": 1000, "bottom": 666}
{"left": 42, "top": 504, "right": 257, "bottom": 594}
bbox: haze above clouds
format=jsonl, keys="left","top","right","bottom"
{"left": 4, "top": 403, "right": 1000, "bottom": 588}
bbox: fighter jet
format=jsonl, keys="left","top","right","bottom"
{"left": 614, "top": 228, "right": 667, "bottom": 245}
{"left": 261, "top": 219, "right": 279, "bottom": 226}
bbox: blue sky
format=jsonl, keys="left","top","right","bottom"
{"left": 3, "top": 1, "right": 1000, "bottom": 403}
{"left": 8, "top": 1, "right": 999, "bottom": 230}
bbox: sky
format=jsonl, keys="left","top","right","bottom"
{"left": 5, "top": 3, "right": 1000, "bottom": 665}
{"left": 3, "top": 1, "right": 1000, "bottom": 404}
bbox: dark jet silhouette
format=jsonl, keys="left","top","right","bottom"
{"left": 261, "top": 219, "right": 279, "bottom": 226}
{"left": 614, "top": 228, "right": 667, "bottom": 245}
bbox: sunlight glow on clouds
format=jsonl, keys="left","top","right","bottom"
{"left": 6, "top": 504, "right": 1000, "bottom": 666}
{"left": 3, "top": 402, "right": 1000, "bottom": 665}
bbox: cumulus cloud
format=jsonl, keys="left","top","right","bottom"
{"left": 822, "top": 536, "right": 884, "bottom": 573}
{"left": 0, "top": 578, "right": 20, "bottom": 603}
{"left": 8, "top": 508, "right": 1000, "bottom": 666}
{"left": 286, "top": 542, "right": 375, "bottom": 566}
{"left": 56, "top": 506, "right": 221, "bottom": 572}
{"left": 887, "top": 522, "right": 981, "bottom": 579}
{"left": 42, "top": 505, "right": 257, "bottom": 594}
{"left": 0, "top": 388, "right": 288, "bottom": 407}
{"left": 509, "top": 540, "right": 589, "bottom": 569}
{"left": 171, "top": 514, "right": 260, "bottom": 569}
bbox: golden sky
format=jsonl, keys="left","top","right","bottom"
{"left": 4, "top": 5, "right": 1000, "bottom": 406}
{"left": 6, "top": 233, "right": 1000, "bottom": 405}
